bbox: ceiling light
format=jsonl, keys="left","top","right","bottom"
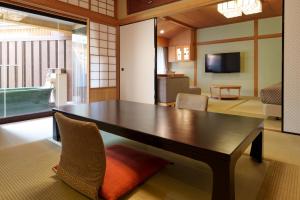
{"left": 217, "top": 0, "right": 262, "bottom": 18}
{"left": 160, "top": 30, "right": 165, "bottom": 34}
{"left": 240, "top": 0, "right": 262, "bottom": 15}
{"left": 217, "top": 1, "right": 242, "bottom": 18}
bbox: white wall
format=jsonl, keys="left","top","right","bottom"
{"left": 197, "top": 17, "right": 282, "bottom": 96}
{"left": 284, "top": 0, "right": 300, "bottom": 134}
{"left": 198, "top": 41, "right": 254, "bottom": 96}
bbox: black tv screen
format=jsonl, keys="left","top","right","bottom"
{"left": 205, "top": 52, "right": 240, "bottom": 73}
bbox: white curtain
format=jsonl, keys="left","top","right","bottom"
{"left": 72, "top": 27, "right": 87, "bottom": 104}
{"left": 157, "top": 47, "right": 167, "bottom": 74}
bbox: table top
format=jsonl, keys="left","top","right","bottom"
{"left": 53, "top": 100, "right": 263, "bottom": 159}
{"left": 210, "top": 84, "right": 241, "bottom": 89}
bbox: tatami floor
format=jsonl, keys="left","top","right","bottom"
{"left": 0, "top": 98, "right": 300, "bottom": 199}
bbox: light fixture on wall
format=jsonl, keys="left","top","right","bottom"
{"left": 217, "top": 0, "right": 262, "bottom": 18}
{"left": 160, "top": 29, "right": 165, "bottom": 34}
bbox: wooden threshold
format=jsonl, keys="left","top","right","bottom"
{"left": 0, "top": 111, "right": 52, "bottom": 124}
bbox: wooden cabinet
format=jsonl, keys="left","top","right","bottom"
{"left": 127, "top": 0, "right": 180, "bottom": 14}
{"left": 168, "top": 45, "right": 194, "bottom": 62}
{"left": 167, "top": 29, "right": 195, "bottom": 62}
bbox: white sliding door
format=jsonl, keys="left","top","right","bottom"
{"left": 120, "top": 19, "right": 156, "bottom": 104}
{"left": 284, "top": 0, "right": 300, "bottom": 134}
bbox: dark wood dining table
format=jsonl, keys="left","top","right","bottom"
{"left": 52, "top": 100, "right": 264, "bottom": 200}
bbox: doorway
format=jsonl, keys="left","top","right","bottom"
{"left": 0, "top": 5, "right": 88, "bottom": 122}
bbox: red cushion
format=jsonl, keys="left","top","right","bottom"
{"left": 53, "top": 145, "right": 169, "bottom": 200}
{"left": 100, "top": 145, "right": 169, "bottom": 200}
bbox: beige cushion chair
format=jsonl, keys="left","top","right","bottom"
{"left": 54, "top": 113, "right": 169, "bottom": 200}
{"left": 54, "top": 112, "right": 106, "bottom": 200}
{"left": 176, "top": 93, "right": 209, "bottom": 111}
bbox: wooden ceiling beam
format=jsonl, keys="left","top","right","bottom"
{"left": 119, "top": 0, "right": 226, "bottom": 25}
{"left": 0, "top": 17, "right": 73, "bottom": 32}
{"left": 1, "top": 0, "right": 119, "bottom": 26}
{"left": 163, "top": 16, "right": 196, "bottom": 30}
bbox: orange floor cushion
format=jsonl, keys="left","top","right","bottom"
{"left": 53, "top": 145, "right": 169, "bottom": 200}
{"left": 100, "top": 145, "right": 169, "bottom": 200}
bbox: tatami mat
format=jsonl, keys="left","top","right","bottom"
{"left": 207, "top": 98, "right": 247, "bottom": 113}
{"left": 0, "top": 98, "right": 290, "bottom": 200}
{"left": 207, "top": 97, "right": 282, "bottom": 132}
{"left": 227, "top": 99, "right": 265, "bottom": 118}
{"left": 0, "top": 140, "right": 88, "bottom": 200}
{"left": 0, "top": 140, "right": 269, "bottom": 200}
{"left": 257, "top": 161, "right": 300, "bottom": 200}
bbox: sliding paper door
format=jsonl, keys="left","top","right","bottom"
{"left": 120, "top": 19, "right": 156, "bottom": 104}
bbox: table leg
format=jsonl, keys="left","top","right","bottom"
{"left": 250, "top": 131, "right": 263, "bottom": 163}
{"left": 210, "top": 160, "right": 236, "bottom": 200}
{"left": 53, "top": 114, "right": 60, "bottom": 141}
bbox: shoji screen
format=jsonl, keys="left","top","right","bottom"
{"left": 120, "top": 19, "right": 156, "bottom": 104}
{"left": 58, "top": 0, "right": 89, "bottom": 9}
{"left": 91, "top": 0, "right": 115, "bottom": 17}
{"left": 284, "top": 0, "right": 300, "bottom": 134}
{"left": 89, "top": 21, "right": 117, "bottom": 88}
{"left": 59, "top": 0, "right": 115, "bottom": 17}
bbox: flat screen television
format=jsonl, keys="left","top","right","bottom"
{"left": 205, "top": 52, "right": 240, "bottom": 73}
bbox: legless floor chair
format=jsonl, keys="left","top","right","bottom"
{"left": 176, "top": 93, "right": 209, "bottom": 112}
{"left": 53, "top": 113, "right": 169, "bottom": 200}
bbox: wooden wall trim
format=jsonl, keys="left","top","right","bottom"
{"left": 193, "top": 30, "right": 198, "bottom": 87}
{"left": 197, "top": 33, "right": 282, "bottom": 45}
{"left": 197, "top": 36, "right": 254, "bottom": 45}
{"left": 119, "top": 0, "right": 225, "bottom": 25}
{"left": 116, "top": 26, "right": 120, "bottom": 100}
{"left": 89, "top": 87, "right": 117, "bottom": 102}
{"left": 254, "top": 19, "right": 259, "bottom": 97}
{"left": 257, "top": 33, "right": 282, "bottom": 39}
{"left": 86, "top": 19, "right": 91, "bottom": 103}
{"left": 2, "top": 0, "right": 118, "bottom": 26}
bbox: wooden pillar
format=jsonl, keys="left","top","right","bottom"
{"left": 254, "top": 19, "right": 259, "bottom": 97}
{"left": 193, "top": 30, "right": 198, "bottom": 87}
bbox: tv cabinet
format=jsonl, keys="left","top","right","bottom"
{"left": 210, "top": 85, "right": 241, "bottom": 100}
